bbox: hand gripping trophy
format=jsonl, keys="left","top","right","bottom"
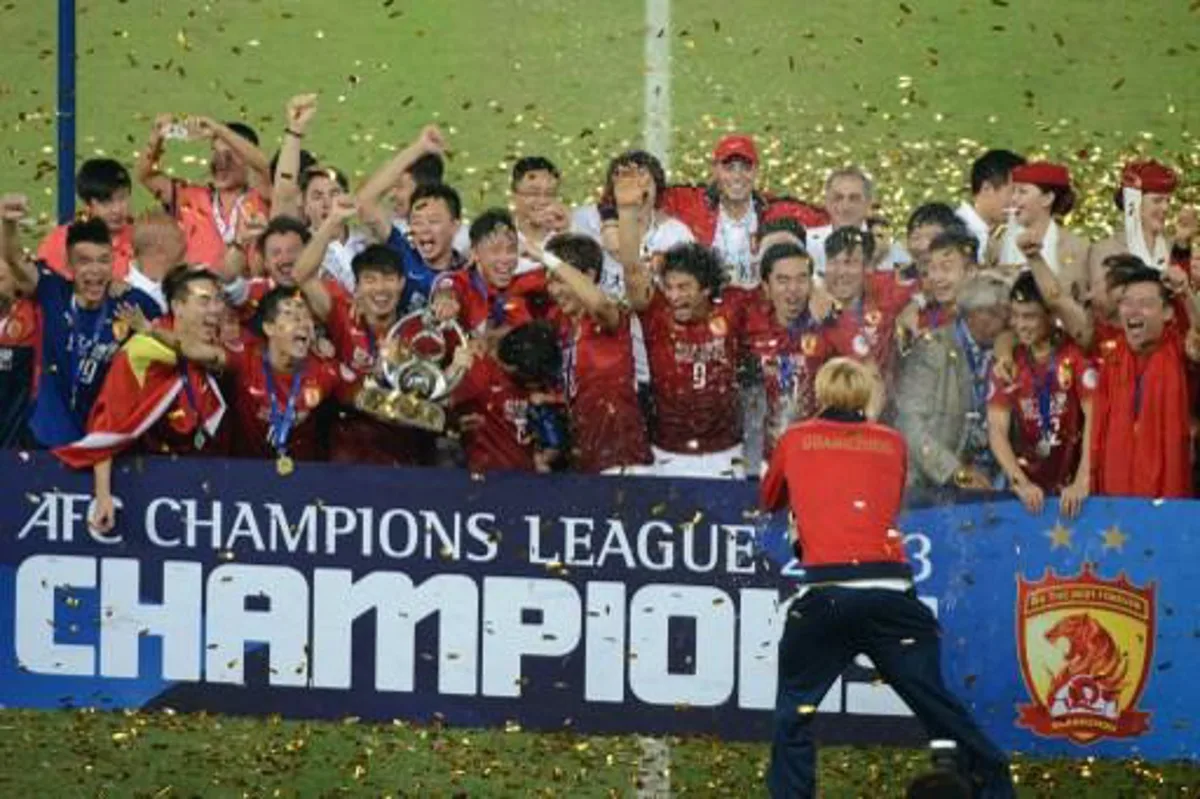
{"left": 354, "top": 309, "right": 471, "bottom": 432}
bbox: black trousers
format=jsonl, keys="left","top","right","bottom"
{"left": 768, "top": 586, "right": 1015, "bottom": 798}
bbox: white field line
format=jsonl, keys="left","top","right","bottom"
{"left": 644, "top": 0, "right": 672, "bottom": 172}
{"left": 635, "top": 734, "right": 672, "bottom": 798}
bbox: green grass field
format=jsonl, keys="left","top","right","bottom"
{"left": 1, "top": 709, "right": 1197, "bottom": 797}
{"left": 3, "top": 1, "right": 1200, "bottom": 794}
{"left": 3, "top": 0, "right": 1200, "bottom": 232}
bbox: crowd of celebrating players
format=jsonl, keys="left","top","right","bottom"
{"left": 2, "top": 92, "right": 1198, "bottom": 530}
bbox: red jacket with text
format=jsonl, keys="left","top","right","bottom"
{"left": 760, "top": 413, "right": 909, "bottom": 576}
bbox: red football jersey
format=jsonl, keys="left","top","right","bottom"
{"left": 323, "top": 292, "right": 437, "bottom": 466}
{"left": 223, "top": 339, "right": 359, "bottom": 461}
{"left": 0, "top": 299, "right": 42, "bottom": 447}
{"left": 824, "top": 272, "right": 916, "bottom": 382}
{"left": 551, "top": 309, "right": 652, "bottom": 473}
{"left": 737, "top": 295, "right": 834, "bottom": 461}
{"left": 988, "top": 340, "right": 1095, "bottom": 492}
{"left": 639, "top": 291, "right": 742, "bottom": 454}
{"left": 450, "top": 354, "right": 536, "bottom": 472}
{"left": 434, "top": 267, "right": 548, "bottom": 334}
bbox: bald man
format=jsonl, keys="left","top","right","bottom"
{"left": 127, "top": 213, "right": 187, "bottom": 311}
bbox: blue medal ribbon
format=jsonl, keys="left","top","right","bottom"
{"left": 177, "top": 359, "right": 208, "bottom": 448}
{"left": 262, "top": 351, "right": 305, "bottom": 454}
{"left": 470, "top": 268, "right": 508, "bottom": 329}
{"left": 1031, "top": 349, "right": 1058, "bottom": 447}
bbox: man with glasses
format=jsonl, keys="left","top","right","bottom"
{"left": 510, "top": 156, "right": 570, "bottom": 273}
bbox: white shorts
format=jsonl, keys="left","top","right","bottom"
{"left": 651, "top": 445, "right": 746, "bottom": 480}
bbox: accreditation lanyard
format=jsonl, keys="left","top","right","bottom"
{"left": 262, "top": 351, "right": 305, "bottom": 454}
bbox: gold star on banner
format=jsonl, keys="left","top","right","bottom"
{"left": 1101, "top": 525, "right": 1128, "bottom": 552}
{"left": 1045, "top": 523, "right": 1073, "bottom": 550}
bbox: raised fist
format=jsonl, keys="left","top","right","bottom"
{"left": 287, "top": 94, "right": 318, "bottom": 132}
{"left": 0, "top": 194, "right": 29, "bottom": 223}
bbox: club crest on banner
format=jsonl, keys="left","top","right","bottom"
{"left": 1015, "top": 564, "right": 1155, "bottom": 745}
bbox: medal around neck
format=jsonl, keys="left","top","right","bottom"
{"left": 355, "top": 310, "right": 467, "bottom": 433}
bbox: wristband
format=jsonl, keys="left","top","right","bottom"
{"left": 285, "top": 128, "right": 304, "bottom": 139}
{"left": 541, "top": 251, "right": 564, "bottom": 272}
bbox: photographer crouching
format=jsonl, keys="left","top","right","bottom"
{"left": 760, "top": 357, "right": 1014, "bottom": 798}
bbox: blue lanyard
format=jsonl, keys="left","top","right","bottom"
{"left": 67, "top": 297, "right": 110, "bottom": 410}
{"left": 1025, "top": 347, "right": 1058, "bottom": 440}
{"left": 364, "top": 324, "right": 378, "bottom": 359}
{"left": 262, "top": 351, "right": 305, "bottom": 454}
{"left": 954, "top": 321, "right": 990, "bottom": 410}
{"left": 470, "top": 268, "right": 508, "bottom": 328}
{"left": 177, "top": 358, "right": 208, "bottom": 445}
{"left": 561, "top": 323, "right": 579, "bottom": 401}
{"left": 780, "top": 311, "right": 816, "bottom": 392}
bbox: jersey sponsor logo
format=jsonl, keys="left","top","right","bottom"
{"left": 1016, "top": 564, "right": 1155, "bottom": 745}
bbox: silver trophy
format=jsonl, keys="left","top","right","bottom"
{"left": 354, "top": 310, "right": 468, "bottom": 432}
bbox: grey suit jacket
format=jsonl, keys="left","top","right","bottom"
{"left": 894, "top": 326, "right": 973, "bottom": 492}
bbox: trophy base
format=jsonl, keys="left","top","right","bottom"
{"left": 355, "top": 384, "right": 447, "bottom": 433}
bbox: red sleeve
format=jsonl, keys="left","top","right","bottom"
{"left": 877, "top": 273, "right": 918, "bottom": 315}
{"left": 986, "top": 365, "right": 1015, "bottom": 409}
{"left": 325, "top": 361, "right": 363, "bottom": 405}
{"left": 36, "top": 225, "right": 70, "bottom": 278}
{"left": 451, "top": 356, "right": 491, "bottom": 407}
{"left": 223, "top": 341, "right": 251, "bottom": 378}
{"left": 1070, "top": 347, "right": 1099, "bottom": 401}
{"left": 324, "top": 291, "right": 356, "bottom": 363}
{"left": 759, "top": 434, "right": 791, "bottom": 511}
{"left": 638, "top": 290, "right": 671, "bottom": 331}
{"left": 512, "top": 269, "right": 547, "bottom": 295}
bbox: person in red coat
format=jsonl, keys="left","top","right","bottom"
{"left": 761, "top": 357, "right": 1013, "bottom": 799}
{"left": 1090, "top": 262, "right": 1196, "bottom": 498}
{"left": 660, "top": 134, "right": 827, "bottom": 288}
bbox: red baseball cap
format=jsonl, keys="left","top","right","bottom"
{"left": 1011, "top": 161, "right": 1071, "bottom": 189}
{"left": 1121, "top": 160, "right": 1177, "bottom": 195}
{"left": 713, "top": 134, "right": 758, "bottom": 166}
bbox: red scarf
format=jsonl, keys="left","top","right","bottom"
{"left": 1091, "top": 330, "right": 1192, "bottom": 498}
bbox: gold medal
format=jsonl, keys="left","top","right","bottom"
{"left": 1057, "top": 361, "right": 1073, "bottom": 389}
{"left": 865, "top": 309, "right": 882, "bottom": 328}
{"left": 801, "top": 334, "right": 817, "bottom": 356}
{"left": 276, "top": 454, "right": 295, "bottom": 476}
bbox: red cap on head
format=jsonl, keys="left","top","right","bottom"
{"left": 1121, "top": 160, "right": 1177, "bottom": 195}
{"left": 713, "top": 134, "right": 758, "bottom": 166}
{"left": 1011, "top": 161, "right": 1071, "bottom": 188}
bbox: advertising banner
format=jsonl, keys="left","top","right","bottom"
{"left": 1, "top": 452, "right": 1195, "bottom": 760}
